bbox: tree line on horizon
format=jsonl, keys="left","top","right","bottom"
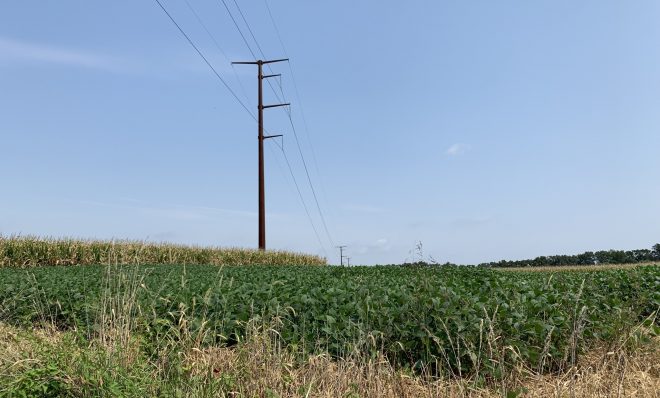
{"left": 477, "top": 243, "right": 660, "bottom": 268}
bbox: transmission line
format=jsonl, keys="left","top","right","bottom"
{"left": 230, "top": 0, "right": 285, "bottom": 97}
{"left": 261, "top": 0, "right": 335, "bottom": 247}
{"left": 265, "top": 134, "right": 328, "bottom": 257}
{"left": 182, "top": 0, "right": 252, "bottom": 106}
{"left": 264, "top": 0, "right": 326, "bottom": 182}
{"left": 219, "top": 0, "right": 333, "bottom": 248}
{"left": 269, "top": 139, "right": 328, "bottom": 257}
{"left": 216, "top": 0, "right": 257, "bottom": 60}
{"left": 154, "top": 0, "right": 332, "bottom": 255}
{"left": 215, "top": 0, "right": 285, "bottom": 104}
{"left": 284, "top": 111, "right": 334, "bottom": 247}
{"left": 153, "top": 0, "right": 256, "bottom": 121}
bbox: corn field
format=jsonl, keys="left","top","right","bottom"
{"left": 0, "top": 236, "right": 326, "bottom": 267}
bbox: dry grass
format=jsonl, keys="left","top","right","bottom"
{"left": 0, "top": 235, "right": 326, "bottom": 267}
{"left": 187, "top": 339, "right": 660, "bottom": 397}
{"left": 522, "top": 343, "right": 660, "bottom": 398}
{"left": 496, "top": 263, "right": 657, "bottom": 272}
{"left": 2, "top": 321, "right": 657, "bottom": 398}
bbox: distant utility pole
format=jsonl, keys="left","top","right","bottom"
{"left": 346, "top": 257, "right": 351, "bottom": 267}
{"left": 232, "top": 59, "right": 289, "bottom": 251}
{"left": 336, "top": 245, "right": 347, "bottom": 266}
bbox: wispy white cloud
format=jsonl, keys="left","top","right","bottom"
{"left": 0, "top": 36, "right": 252, "bottom": 79}
{"left": 446, "top": 143, "right": 470, "bottom": 156}
{"left": 0, "top": 36, "right": 126, "bottom": 72}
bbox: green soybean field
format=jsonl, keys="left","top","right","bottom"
{"left": 1, "top": 264, "right": 657, "bottom": 379}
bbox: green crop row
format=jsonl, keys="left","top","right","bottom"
{"left": 0, "top": 265, "right": 657, "bottom": 377}
{"left": 0, "top": 236, "right": 326, "bottom": 267}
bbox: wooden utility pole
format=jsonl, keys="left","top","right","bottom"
{"left": 232, "top": 59, "right": 289, "bottom": 250}
{"left": 336, "top": 245, "right": 347, "bottom": 266}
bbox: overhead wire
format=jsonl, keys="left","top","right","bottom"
{"left": 215, "top": 0, "right": 285, "bottom": 103}
{"left": 216, "top": 0, "right": 257, "bottom": 60}
{"left": 211, "top": 0, "right": 328, "bottom": 254}
{"left": 264, "top": 0, "right": 326, "bottom": 183}
{"left": 262, "top": 0, "right": 335, "bottom": 247}
{"left": 262, "top": 0, "right": 292, "bottom": 99}
{"left": 153, "top": 0, "right": 256, "bottom": 121}
{"left": 230, "top": 0, "right": 285, "bottom": 97}
{"left": 269, "top": 139, "right": 328, "bottom": 257}
{"left": 284, "top": 112, "right": 334, "bottom": 247}
{"left": 221, "top": 0, "right": 334, "bottom": 248}
{"left": 182, "top": 0, "right": 252, "bottom": 107}
{"left": 267, "top": 141, "right": 327, "bottom": 257}
{"left": 153, "top": 0, "right": 331, "bottom": 255}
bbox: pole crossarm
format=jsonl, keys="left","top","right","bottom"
{"left": 263, "top": 58, "right": 289, "bottom": 64}
{"left": 263, "top": 74, "right": 281, "bottom": 79}
{"left": 232, "top": 58, "right": 289, "bottom": 65}
{"left": 263, "top": 103, "right": 290, "bottom": 109}
{"left": 264, "top": 134, "right": 283, "bottom": 139}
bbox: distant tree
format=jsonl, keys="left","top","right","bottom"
{"left": 532, "top": 256, "right": 547, "bottom": 266}
{"left": 476, "top": 244, "right": 658, "bottom": 268}
{"left": 609, "top": 250, "right": 628, "bottom": 264}
{"left": 594, "top": 251, "right": 607, "bottom": 264}
{"left": 631, "top": 249, "right": 651, "bottom": 262}
{"left": 576, "top": 251, "right": 596, "bottom": 265}
{"left": 652, "top": 244, "right": 660, "bottom": 261}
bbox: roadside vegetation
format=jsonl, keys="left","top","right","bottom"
{"left": 1, "top": 320, "right": 657, "bottom": 397}
{"left": 0, "top": 263, "right": 658, "bottom": 397}
{"left": 0, "top": 235, "right": 326, "bottom": 267}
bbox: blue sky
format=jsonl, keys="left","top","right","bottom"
{"left": 1, "top": 1, "right": 659, "bottom": 265}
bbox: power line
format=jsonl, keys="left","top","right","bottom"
{"left": 266, "top": 137, "right": 293, "bottom": 191}
{"left": 224, "top": 1, "right": 334, "bottom": 248}
{"left": 269, "top": 140, "right": 327, "bottom": 258}
{"left": 216, "top": 0, "right": 285, "bottom": 104}
{"left": 230, "top": 0, "right": 285, "bottom": 98}
{"left": 182, "top": 0, "right": 252, "bottom": 106}
{"left": 153, "top": 0, "right": 256, "bottom": 121}
{"left": 154, "top": 0, "right": 332, "bottom": 256}
{"left": 285, "top": 111, "right": 334, "bottom": 247}
{"left": 264, "top": 0, "right": 320, "bottom": 158}
{"left": 262, "top": 0, "right": 289, "bottom": 98}
{"left": 264, "top": 0, "right": 334, "bottom": 246}
{"left": 231, "top": 0, "right": 267, "bottom": 67}
{"left": 216, "top": 0, "right": 257, "bottom": 60}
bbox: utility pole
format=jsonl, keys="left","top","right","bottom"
{"left": 346, "top": 257, "right": 351, "bottom": 267}
{"left": 232, "top": 59, "right": 289, "bottom": 250}
{"left": 336, "top": 245, "right": 347, "bottom": 266}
